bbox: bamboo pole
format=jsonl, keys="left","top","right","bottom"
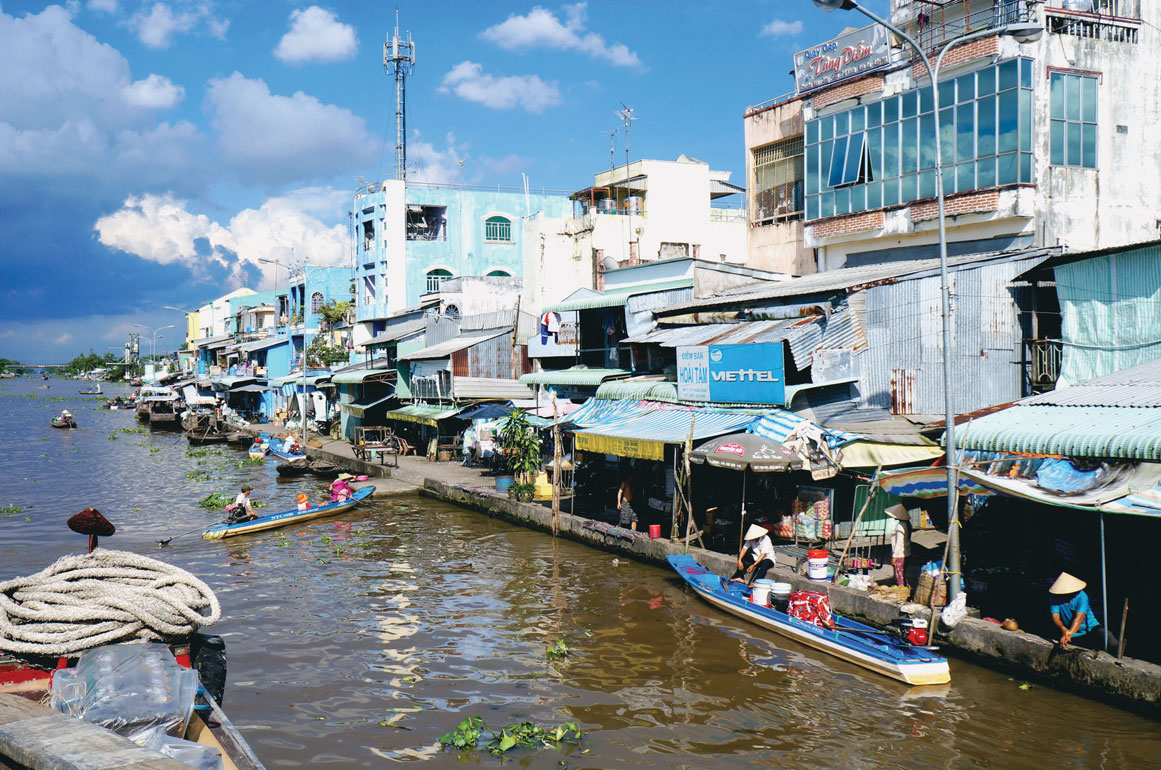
{"left": 831, "top": 466, "right": 882, "bottom": 583}
{"left": 1117, "top": 598, "right": 1128, "bottom": 660}
{"left": 681, "top": 413, "right": 695, "bottom": 552}
{"left": 551, "top": 395, "right": 561, "bottom": 538}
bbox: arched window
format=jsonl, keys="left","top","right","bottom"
{"left": 426, "top": 268, "right": 452, "bottom": 294}
{"left": 486, "top": 269, "right": 511, "bottom": 277}
{"left": 444, "top": 304, "right": 460, "bottom": 320}
{"left": 484, "top": 215, "right": 512, "bottom": 243}
{"left": 310, "top": 291, "right": 325, "bottom": 314}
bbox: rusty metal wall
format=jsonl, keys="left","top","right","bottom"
{"left": 466, "top": 333, "right": 513, "bottom": 380}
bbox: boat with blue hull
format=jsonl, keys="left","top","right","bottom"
{"left": 267, "top": 441, "right": 306, "bottom": 462}
{"left": 668, "top": 554, "right": 950, "bottom": 686}
{"left": 203, "top": 486, "right": 374, "bottom": 540}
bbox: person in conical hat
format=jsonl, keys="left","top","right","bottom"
{"left": 730, "top": 523, "right": 775, "bottom": 587}
{"left": 1049, "top": 572, "right": 1118, "bottom": 651}
{"left": 885, "top": 505, "right": 911, "bottom": 588}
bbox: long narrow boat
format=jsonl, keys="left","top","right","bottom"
{"left": 668, "top": 554, "right": 950, "bottom": 686}
{"left": 50, "top": 417, "right": 76, "bottom": 429}
{"left": 268, "top": 442, "right": 307, "bottom": 462}
{"left": 203, "top": 486, "right": 374, "bottom": 540}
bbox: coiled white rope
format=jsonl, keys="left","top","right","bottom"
{"left": 0, "top": 549, "right": 221, "bottom": 656}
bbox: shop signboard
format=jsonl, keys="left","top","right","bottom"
{"left": 676, "top": 342, "right": 785, "bottom": 405}
{"left": 793, "top": 24, "right": 891, "bottom": 95}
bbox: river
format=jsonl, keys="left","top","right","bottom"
{"left": 1, "top": 378, "right": 1158, "bottom": 769}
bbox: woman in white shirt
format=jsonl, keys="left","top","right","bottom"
{"left": 730, "top": 524, "right": 776, "bottom": 586}
{"left": 886, "top": 504, "right": 911, "bottom": 587}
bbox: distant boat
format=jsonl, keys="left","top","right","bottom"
{"left": 79, "top": 384, "right": 102, "bottom": 395}
{"left": 51, "top": 416, "right": 77, "bottom": 429}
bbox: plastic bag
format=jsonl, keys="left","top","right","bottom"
{"left": 50, "top": 642, "right": 199, "bottom": 744}
{"left": 940, "top": 592, "right": 968, "bottom": 629}
{"left": 143, "top": 731, "right": 224, "bottom": 770}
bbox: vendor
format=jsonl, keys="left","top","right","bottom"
{"left": 1049, "top": 572, "right": 1119, "bottom": 651}
{"left": 330, "top": 473, "right": 354, "bottom": 502}
{"left": 731, "top": 524, "right": 775, "bottom": 586}
{"left": 886, "top": 504, "right": 911, "bottom": 587}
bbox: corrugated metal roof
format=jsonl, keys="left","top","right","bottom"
{"left": 453, "top": 376, "right": 533, "bottom": 400}
{"left": 1084, "top": 356, "right": 1161, "bottom": 386}
{"left": 748, "top": 413, "right": 862, "bottom": 450}
{"left": 386, "top": 404, "right": 464, "bottom": 426}
{"left": 595, "top": 380, "right": 680, "bottom": 402}
{"left": 957, "top": 404, "right": 1161, "bottom": 460}
{"left": 401, "top": 331, "right": 507, "bottom": 361}
{"left": 659, "top": 247, "right": 1059, "bottom": 314}
{"left": 573, "top": 406, "right": 758, "bottom": 447}
{"left": 331, "top": 367, "right": 394, "bottom": 385}
{"left": 624, "top": 317, "right": 822, "bottom": 347}
{"left": 366, "top": 321, "right": 426, "bottom": 346}
{"left": 544, "top": 280, "right": 695, "bottom": 312}
{"left": 519, "top": 368, "right": 630, "bottom": 386}
{"left": 227, "top": 337, "right": 288, "bottom": 354}
{"left": 625, "top": 287, "right": 694, "bottom": 314}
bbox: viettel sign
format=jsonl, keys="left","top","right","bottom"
{"left": 676, "top": 342, "right": 785, "bottom": 405}
{"left": 794, "top": 23, "right": 892, "bottom": 95}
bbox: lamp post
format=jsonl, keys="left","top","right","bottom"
{"left": 132, "top": 324, "right": 175, "bottom": 371}
{"left": 812, "top": 0, "right": 1041, "bottom": 599}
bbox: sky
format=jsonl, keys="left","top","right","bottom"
{"left": 0, "top": 0, "right": 887, "bottom": 363}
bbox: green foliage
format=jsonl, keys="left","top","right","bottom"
{"left": 498, "top": 410, "right": 542, "bottom": 480}
{"left": 63, "top": 351, "right": 119, "bottom": 377}
{"left": 546, "top": 638, "right": 570, "bottom": 660}
{"left": 118, "top": 427, "right": 146, "bottom": 434}
{"left": 317, "top": 299, "right": 352, "bottom": 328}
{"left": 1, "top": 503, "right": 21, "bottom": 516}
{"left": 0, "top": 357, "right": 20, "bottom": 373}
{"left": 235, "top": 457, "right": 266, "bottom": 468}
{"left": 187, "top": 470, "right": 211, "bottom": 481}
{"left": 306, "top": 335, "right": 350, "bottom": 367}
{"left": 198, "top": 492, "right": 231, "bottom": 510}
{"left": 439, "top": 716, "right": 583, "bottom": 756}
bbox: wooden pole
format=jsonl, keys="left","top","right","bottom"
{"left": 1117, "top": 598, "right": 1128, "bottom": 660}
{"left": 832, "top": 466, "right": 882, "bottom": 583}
{"left": 1100, "top": 512, "right": 1109, "bottom": 653}
{"left": 551, "top": 395, "right": 561, "bottom": 537}
{"left": 681, "top": 413, "right": 695, "bottom": 551}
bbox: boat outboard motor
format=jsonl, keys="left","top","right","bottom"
{"left": 888, "top": 616, "right": 930, "bottom": 647}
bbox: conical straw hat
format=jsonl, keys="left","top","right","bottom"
{"left": 885, "top": 504, "right": 910, "bottom": 520}
{"left": 745, "top": 524, "right": 767, "bottom": 540}
{"left": 1049, "top": 572, "right": 1086, "bottom": 594}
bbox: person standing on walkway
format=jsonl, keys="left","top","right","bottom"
{"left": 617, "top": 472, "right": 638, "bottom": 531}
{"left": 1050, "top": 572, "right": 1119, "bottom": 651}
{"left": 886, "top": 504, "right": 911, "bottom": 587}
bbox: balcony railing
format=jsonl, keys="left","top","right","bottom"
{"left": 1026, "top": 338, "right": 1063, "bottom": 393}
{"left": 1045, "top": 0, "right": 1141, "bottom": 43}
{"left": 895, "top": 0, "right": 1035, "bottom": 53}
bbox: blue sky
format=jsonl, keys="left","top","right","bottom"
{"left": 0, "top": 0, "right": 886, "bottom": 362}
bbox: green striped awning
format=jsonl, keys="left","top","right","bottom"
{"left": 519, "top": 368, "right": 630, "bottom": 387}
{"left": 386, "top": 404, "right": 464, "bottom": 427}
{"left": 957, "top": 404, "right": 1161, "bottom": 460}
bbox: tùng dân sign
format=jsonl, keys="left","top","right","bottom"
{"left": 794, "top": 24, "right": 892, "bottom": 95}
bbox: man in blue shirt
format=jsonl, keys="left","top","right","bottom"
{"left": 1049, "top": 572, "right": 1118, "bottom": 651}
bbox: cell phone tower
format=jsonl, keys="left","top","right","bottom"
{"left": 384, "top": 11, "right": 415, "bottom": 182}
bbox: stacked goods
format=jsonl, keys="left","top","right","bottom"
{"left": 793, "top": 497, "right": 832, "bottom": 540}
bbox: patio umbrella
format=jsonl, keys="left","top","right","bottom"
{"left": 690, "top": 433, "right": 803, "bottom": 550}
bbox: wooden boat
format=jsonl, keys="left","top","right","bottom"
{"left": 268, "top": 441, "right": 307, "bottom": 462}
{"left": 276, "top": 458, "right": 310, "bottom": 476}
{"left": 0, "top": 641, "right": 263, "bottom": 770}
{"left": 50, "top": 417, "right": 76, "bottom": 429}
{"left": 78, "top": 385, "right": 102, "bottom": 395}
{"left": 307, "top": 459, "right": 342, "bottom": 478}
{"left": 186, "top": 431, "right": 230, "bottom": 445}
{"left": 668, "top": 555, "right": 950, "bottom": 686}
{"left": 203, "top": 486, "right": 374, "bottom": 540}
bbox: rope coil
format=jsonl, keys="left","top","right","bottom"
{"left": 0, "top": 549, "right": 221, "bottom": 656}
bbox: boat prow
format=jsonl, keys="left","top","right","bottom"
{"left": 668, "top": 554, "right": 950, "bottom": 686}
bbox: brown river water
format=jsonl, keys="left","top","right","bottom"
{"left": 1, "top": 379, "right": 1159, "bottom": 768}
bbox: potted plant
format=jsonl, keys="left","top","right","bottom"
{"left": 508, "top": 482, "right": 536, "bottom": 503}
{"left": 498, "top": 410, "right": 542, "bottom": 486}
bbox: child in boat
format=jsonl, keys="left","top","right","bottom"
{"left": 330, "top": 474, "right": 354, "bottom": 502}
{"left": 297, "top": 493, "right": 311, "bottom": 511}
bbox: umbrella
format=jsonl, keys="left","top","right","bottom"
{"left": 690, "top": 432, "right": 802, "bottom": 551}
{"left": 689, "top": 433, "right": 803, "bottom": 472}
{"left": 458, "top": 403, "right": 513, "bottom": 421}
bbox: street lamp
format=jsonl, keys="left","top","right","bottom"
{"left": 132, "top": 324, "right": 175, "bottom": 377}
{"left": 259, "top": 257, "right": 292, "bottom": 331}
{"left": 812, "top": 0, "right": 1042, "bottom": 600}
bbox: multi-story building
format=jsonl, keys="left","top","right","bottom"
{"left": 351, "top": 181, "right": 571, "bottom": 349}
{"left": 746, "top": 0, "right": 1159, "bottom": 272}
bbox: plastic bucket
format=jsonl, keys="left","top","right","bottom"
{"left": 807, "top": 549, "right": 830, "bottom": 581}
{"left": 751, "top": 579, "right": 775, "bottom": 606}
{"left": 648, "top": 524, "right": 661, "bottom": 539}
{"left": 770, "top": 582, "right": 792, "bottom": 611}
{"left": 495, "top": 476, "right": 515, "bottom": 493}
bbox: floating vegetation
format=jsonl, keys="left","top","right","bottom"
{"left": 107, "top": 434, "right": 118, "bottom": 441}
{"left": 186, "top": 470, "right": 212, "bottom": 481}
{"left": 253, "top": 501, "right": 267, "bottom": 509}
{"left": 546, "top": 638, "right": 570, "bottom": 660}
{"left": 235, "top": 457, "right": 265, "bottom": 468}
{"left": 1, "top": 503, "right": 21, "bottom": 516}
{"left": 438, "top": 716, "right": 582, "bottom": 756}
{"left": 198, "top": 492, "right": 231, "bottom": 510}
{"left": 185, "top": 447, "right": 226, "bottom": 458}
{"left": 118, "top": 427, "right": 146, "bottom": 434}
{"left": 274, "top": 533, "right": 292, "bottom": 547}
{"left": 319, "top": 533, "right": 333, "bottom": 545}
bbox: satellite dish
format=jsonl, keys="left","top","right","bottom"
{"left": 601, "top": 255, "right": 619, "bottom": 271}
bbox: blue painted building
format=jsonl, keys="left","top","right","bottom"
{"left": 351, "top": 180, "right": 571, "bottom": 345}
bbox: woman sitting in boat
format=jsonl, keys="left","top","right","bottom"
{"left": 330, "top": 474, "right": 354, "bottom": 502}
{"left": 58, "top": 409, "right": 73, "bottom": 423}
{"left": 730, "top": 524, "right": 776, "bottom": 587}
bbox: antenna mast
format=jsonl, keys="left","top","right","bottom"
{"left": 601, "top": 129, "right": 618, "bottom": 172}
{"left": 615, "top": 103, "right": 636, "bottom": 171}
{"left": 384, "top": 10, "right": 415, "bottom": 182}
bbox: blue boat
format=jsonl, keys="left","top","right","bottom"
{"left": 203, "top": 486, "right": 374, "bottom": 540}
{"left": 668, "top": 554, "right": 950, "bottom": 686}
{"left": 267, "top": 437, "right": 306, "bottom": 462}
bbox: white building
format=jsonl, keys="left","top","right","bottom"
{"left": 197, "top": 288, "right": 255, "bottom": 339}
{"left": 521, "top": 155, "right": 749, "bottom": 313}
{"left": 745, "top": 0, "right": 1160, "bottom": 272}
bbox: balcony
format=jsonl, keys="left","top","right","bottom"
{"left": 893, "top": 0, "right": 1035, "bottom": 53}
{"left": 1045, "top": 0, "right": 1141, "bottom": 43}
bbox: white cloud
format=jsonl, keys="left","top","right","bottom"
{"left": 439, "top": 61, "right": 560, "bottom": 113}
{"left": 130, "top": 2, "right": 228, "bottom": 48}
{"left": 206, "top": 72, "right": 374, "bottom": 185}
{"left": 482, "top": 3, "right": 640, "bottom": 68}
{"left": 52, "top": 333, "right": 73, "bottom": 345}
{"left": 274, "top": 6, "right": 356, "bottom": 64}
{"left": 94, "top": 189, "right": 350, "bottom": 285}
{"left": 408, "top": 133, "right": 466, "bottom": 185}
{"left": 88, "top": 0, "right": 118, "bottom": 12}
{"left": 761, "top": 19, "right": 804, "bottom": 37}
{"left": 122, "top": 74, "right": 184, "bottom": 108}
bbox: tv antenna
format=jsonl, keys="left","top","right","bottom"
{"left": 600, "top": 129, "right": 618, "bottom": 172}
{"left": 614, "top": 103, "right": 636, "bottom": 170}
{"left": 384, "top": 10, "right": 416, "bottom": 182}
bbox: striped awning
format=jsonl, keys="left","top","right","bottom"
{"left": 747, "top": 412, "right": 863, "bottom": 450}
{"left": 340, "top": 394, "right": 395, "bottom": 419}
{"left": 332, "top": 367, "right": 395, "bottom": 385}
{"left": 875, "top": 466, "right": 994, "bottom": 498}
{"left": 573, "top": 405, "right": 759, "bottom": 461}
{"left": 519, "top": 368, "right": 630, "bottom": 387}
{"left": 386, "top": 404, "right": 463, "bottom": 427}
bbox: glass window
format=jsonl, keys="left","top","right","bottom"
{"left": 882, "top": 178, "right": 899, "bottom": 207}
{"left": 999, "top": 60, "right": 1019, "bottom": 91}
{"left": 919, "top": 87, "right": 934, "bottom": 114}
{"left": 834, "top": 186, "right": 850, "bottom": 215}
{"left": 957, "top": 104, "right": 975, "bottom": 163}
{"left": 998, "top": 90, "right": 1019, "bottom": 154}
{"left": 849, "top": 184, "right": 865, "bottom": 212}
{"left": 1050, "top": 75, "right": 1066, "bottom": 119}
{"left": 1067, "top": 122, "right": 1082, "bottom": 165}
{"left": 1021, "top": 58, "right": 1033, "bottom": 89}
{"left": 940, "top": 107, "right": 955, "bottom": 166}
{"left": 902, "top": 91, "right": 918, "bottom": 119}
{"left": 883, "top": 96, "right": 898, "bottom": 124}
{"left": 1050, "top": 72, "right": 1098, "bottom": 168}
{"left": 484, "top": 215, "right": 512, "bottom": 242}
{"left": 883, "top": 124, "right": 899, "bottom": 179}
{"left": 938, "top": 79, "right": 954, "bottom": 109}
{"left": 998, "top": 153, "right": 1018, "bottom": 185}
{"left": 834, "top": 111, "right": 849, "bottom": 137}
{"left": 843, "top": 133, "right": 865, "bottom": 184}
{"left": 1019, "top": 89, "right": 1032, "bottom": 153}
{"left": 1082, "top": 77, "right": 1097, "bottom": 122}
{"left": 978, "top": 66, "right": 996, "bottom": 97}
{"left": 819, "top": 191, "right": 835, "bottom": 218}
{"left": 806, "top": 196, "right": 819, "bottom": 221}
{"left": 866, "top": 181, "right": 882, "bottom": 210}
{"left": 820, "top": 115, "right": 834, "bottom": 141}
{"left": 956, "top": 162, "right": 975, "bottom": 193}
{"left": 1082, "top": 123, "right": 1097, "bottom": 168}
{"left": 920, "top": 114, "right": 936, "bottom": 170}
{"left": 850, "top": 108, "right": 865, "bottom": 133}
{"left": 900, "top": 174, "right": 918, "bottom": 204}
{"left": 866, "top": 101, "right": 881, "bottom": 128}
{"left": 426, "top": 269, "right": 452, "bottom": 294}
{"left": 977, "top": 95, "right": 997, "bottom": 157}
{"left": 806, "top": 120, "right": 819, "bottom": 145}
{"left": 902, "top": 118, "right": 919, "bottom": 174}
{"left": 1020, "top": 153, "right": 1033, "bottom": 183}
{"left": 1065, "top": 76, "right": 1081, "bottom": 121}
{"left": 828, "top": 136, "right": 849, "bottom": 187}
{"left": 978, "top": 156, "right": 997, "bottom": 188}
{"left": 805, "top": 144, "right": 819, "bottom": 195}
{"left": 1050, "top": 121, "right": 1065, "bottom": 165}
{"left": 867, "top": 127, "right": 883, "bottom": 180}
{"left": 919, "top": 170, "right": 935, "bottom": 199}
{"left": 310, "top": 291, "right": 324, "bottom": 314}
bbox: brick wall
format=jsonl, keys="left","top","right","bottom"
{"left": 812, "top": 74, "right": 886, "bottom": 110}
{"left": 809, "top": 210, "right": 885, "bottom": 238}
{"left": 910, "top": 190, "right": 999, "bottom": 223}
{"left": 911, "top": 36, "right": 1000, "bottom": 81}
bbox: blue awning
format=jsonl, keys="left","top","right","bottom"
{"left": 747, "top": 412, "right": 863, "bottom": 450}
{"left": 571, "top": 402, "right": 760, "bottom": 460}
